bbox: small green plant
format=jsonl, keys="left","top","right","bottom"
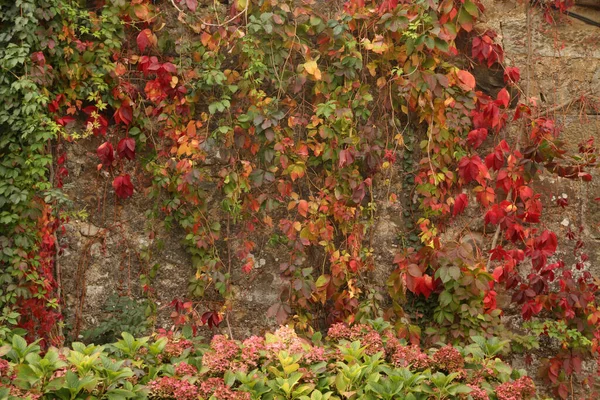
{"left": 81, "top": 295, "right": 150, "bottom": 344}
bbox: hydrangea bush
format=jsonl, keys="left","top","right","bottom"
{"left": 0, "top": 321, "right": 536, "bottom": 399}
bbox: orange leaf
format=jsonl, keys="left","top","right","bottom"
{"left": 298, "top": 200, "right": 308, "bottom": 217}
{"left": 186, "top": 121, "right": 197, "bottom": 136}
{"left": 457, "top": 70, "right": 476, "bottom": 91}
{"left": 134, "top": 4, "right": 149, "bottom": 20}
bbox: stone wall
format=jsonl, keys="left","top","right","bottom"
{"left": 56, "top": 0, "right": 600, "bottom": 371}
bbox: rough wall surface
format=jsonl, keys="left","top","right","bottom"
{"left": 480, "top": 0, "right": 600, "bottom": 392}
{"left": 56, "top": 0, "right": 600, "bottom": 390}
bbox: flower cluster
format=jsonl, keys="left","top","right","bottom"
{"left": 0, "top": 359, "right": 10, "bottom": 376}
{"left": 241, "top": 336, "right": 265, "bottom": 367}
{"left": 265, "top": 326, "right": 306, "bottom": 358}
{"left": 327, "top": 323, "right": 351, "bottom": 340}
{"left": 303, "top": 345, "right": 328, "bottom": 364}
{"left": 327, "top": 323, "right": 384, "bottom": 355}
{"left": 147, "top": 376, "right": 198, "bottom": 400}
{"left": 156, "top": 330, "right": 194, "bottom": 360}
{"left": 384, "top": 332, "right": 431, "bottom": 369}
{"left": 466, "top": 384, "right": 490, "bottom": 400}
{"left": 174, "top": 361, "right": 197, "bottom": 377}
{"left": 389, "top": 343, "right": 431, "bottom": 369}
{"left": 198, "top": 377, "right": 251, "bottom": 400}
{"left": 202, "top": 335, "right": 239, "bottom": 373}
{"left": 495, "top": 376, "right": 536, "bottom": 400}
{"left": 4, "top": 386, "right": 42, "bottom": 400}
{"left": 432, "top": 345, "right": 465, "bottom": 372}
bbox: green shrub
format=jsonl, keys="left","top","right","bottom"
{"left": 81, "top": 295, "right": 150, "bottom": 344}
{"left": 0, "top": 321, "right": 536, "bottom": 399}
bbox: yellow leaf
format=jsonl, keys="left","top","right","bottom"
{"left": 177, "top": 142, "right": 192, "bottom": 156}
{"left": 170, "top": 76, "right": 178, "bottom": 89}
{"left": 304, "top": 60, "right": 321, "bottom": 80}
{"left": 263, "top": 215, "right": 273, "bottom": 227}
{"left": 444, "top": 96, "right": 455, "bottom": 106}
{"left": 367, "top": 62, "right": 377, "bottom": 77}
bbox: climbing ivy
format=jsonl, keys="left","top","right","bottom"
{"left": 1, "top": 0, "right": 598, "bottom": 397}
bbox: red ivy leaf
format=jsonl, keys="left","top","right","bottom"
{"left": 518, "top": 185, "right": 533, "bottom": 201}
{"left": 96, "top": 142, "right": 114, "bottom": 166}
{"left": 186, "top": 0, "right": 198, "bottom": 11}
{"left": 267, "top": 302, "right": 291, "bottom": 324}
{"left": 114, "top": 102, "right": 133, "bottom": 126}
{"left": 527, "top": 230, "right": 558, "bottom": 269}
{"left": 472, "top": 31, "right": 503, "bottom": 67}
{"left": 339, "top": 148, "right": 354, "bottom": 168}
{"left": 201, "top": 311, "right": 222, "bottom": 329}
{"left": 136, "top": 29, "right": 156, "bottom": 52}
{"left": 503, "top": 66, "right": 520, "bottom": 84}
{"left": 467, "top": 128, "right": 488, "bottom": 149}
{"left": 117, "top": 137, "right": 136, "bottom": 160}
{"left": 31, "top": 51, "right": 46, "bottom": 66}
{"left": 578, "top": 172, "right": 592, "bottom": 182}
{"left": 458, "top": 155, "right": 489, "bottom": 184}
{"left": 407, "top": 263, "right": 422, "bottom": 277}
{"left": 492, "top": 266, "right": 504, "bottom": 282}
{"left": 457, "top": 70, "right": 476, "bottom": 91}
{"left": 484, "top": 202, "right": 508, "bottom": 225}
{"left": 56, "top": 116, "right": 76, "bottom": 126}
{"left": 496, "top": 88, "right": 510, "bottom": 108}
{"left": 483, "top": 289, "right": 497, "bottom": 312}
{"left": 485, "top": 141, "right": 509, "bottom": 171}
{"left": 414, "top": 275, "right": 434, "bottom": 298}
{"left": 48, "top": 94, "right": 64, "bottom": 113}
{"left": 452, "top": 193, "right": 468, "bottom": 216}
{"left": 521, "top": 300, "right": 543, "bottom": 320}
{"left": 242, "top": 258, "right": 254, "bottom": 273}
{"left": 112, "top": 174, "right": 134, "bottom": 199}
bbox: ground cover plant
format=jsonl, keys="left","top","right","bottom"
{"left": 0, "top": 320, "right": 537, "bottom": 399}
{"left": 0, "top": 0, "right": 598, "bottom": 397}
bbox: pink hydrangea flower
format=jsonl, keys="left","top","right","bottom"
{"left": 175, "top": 361, "right": 197, "bottom": 376}
{"left": 241, "top": 336, "right": 265, "bottom": 367}
{"left": 198, "top": 377, "right": 251, "bottom": 400}
{"left": 202, "top": 335, "right": 239, "bottom": 373}
{"left": 496, "top": 376, "right": 536, "bottom": 400}
{"left": 147, "top": 376, "right": 198, "bottom": 400}
{"left": 467, "top": 384, "right": 490, "bottom": 400}
{"left": 390, "top": 344, "right": 431, "bottom": 369}
{"left": 432, "top": 345, "right": 465, "bottom": 372}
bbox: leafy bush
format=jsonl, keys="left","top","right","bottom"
{"left": 81, "top": 295, "right": 150, "bottom": 344}
{"left": 0, "top": 321, "right": 536, "bottom": 399}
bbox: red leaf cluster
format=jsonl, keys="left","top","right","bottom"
{"left": 97, "top": 142, "right": 115, "bottom": 166}
{"left": 114, "top": 101, "right": 133, "bottom": 126}
{"left": 471, "top": 30, "right": 503, "bottom": 67}
{"left": 117, "top": 137, "right": 136, "bottom": 160}
{"left": 112, "top": 174, "right": 134, "bottom": 199}
{"left": 458, "top": 155, "right": 489, "bottom": 184}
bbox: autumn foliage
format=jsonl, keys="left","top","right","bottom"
{"left": 1, "top": 0, "right": 598, "bottom": 398}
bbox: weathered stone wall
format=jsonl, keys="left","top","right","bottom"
{"left": 480, "top": 1, "right": 600, "bottom": 394}
{"left": 57, "top": 0, "right": 600, "bottom": 374}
